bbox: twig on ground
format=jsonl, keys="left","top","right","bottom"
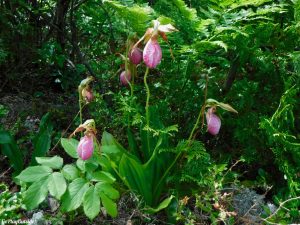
{"left": 261, "top": 196, "right": 300, "bottom": 224}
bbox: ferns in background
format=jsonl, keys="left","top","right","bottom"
{"left": 260, "top": 86, "right": 300, "bottom": 196}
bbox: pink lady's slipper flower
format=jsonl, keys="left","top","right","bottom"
{"left": 143, "top": 39, "right": 162, "bottom": 68}
{"left": 69, "top": 119, "right": 97, "bottom": 161}
{"left": 77, "top": 134, "right": 94, "bottom": 160}
{"left": 82, "top": 87, "right": 94, "bottom": 103}
{"left": 129, "top": 47, "right": 143, "bottom": 65}
{"left": 79, "top": 76, "right": 94, "bottom": 103}
{"left": 206, "top": 107, "right": 221, "bottom": 135}
{"left": 120, "top": 70, "right": 131, "bottom": 86}
{"left": 133, "top": 20, "right": 177, "bottom": 69}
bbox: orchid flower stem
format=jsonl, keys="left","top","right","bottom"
{"left": 187, "top": 74, "right": 209, "bottom": 143}
{"left": 144, "top": 67, "right": 150, "bottom": 127}
{"left": 187, "top": 107, "right": 202, "bottom": 143}
{"left": 95, "top": 138, "right": 102, "bottom": 155}
{"left": 144, "top": 67, "right": 150, "bottom": 155}
{"left": 131, "top": 65, "right": 135, "bottom": 97}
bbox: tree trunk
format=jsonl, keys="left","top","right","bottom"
{"left": 55, "top": 0, "right": 70, "bottom": 52}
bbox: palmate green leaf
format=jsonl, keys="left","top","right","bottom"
{"left": 62, "top": 164, "right": 79, "bottom": 181}
{"left": 76, "top": 158, "right": 85, "bottom": 171}
{"left": 83, "top": 186, "right": 100, "bottom": 220}
{"left": 36, "top": 156, "right": 63, "bottom": 169}
{"left": 16, "top": 166, "right": 52, "bottom": 182}
{"left": 48, "top": 172, "right": 67, "bottom": 200}
{"left": 23, "top": 176, "right": 49, "bottom": 210}
{"left": 91, "top": 171, "right": 116, "bottom": 183}
{"left": 99, "top": 192, "right": 117, "bottom": 218}
{"left": 85, "top": 160, "right": 99, "bottom": 173}
{"left": 61, "top": 138, "right": 79, "bottom": 158}
{"left": 95, "top": 182, "right": 119, "bottom": 200}
{"left": 61, "top": 178, "right": 89, "bottom": 212}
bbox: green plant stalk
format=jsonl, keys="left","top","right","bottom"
{"left": 78, "top": 86, "right": 83, "bottom": 136}
{"left": 144, "top": 67, "right": 151, "bottom": 156}
{"left": 187, "top": 75, "right": 208, "bottom": 141}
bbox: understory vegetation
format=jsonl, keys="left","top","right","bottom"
{"left": 0, "top": 0, "right": 299, "bottom": 224}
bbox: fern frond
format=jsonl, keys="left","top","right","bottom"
{"left": 294, "top": 0, "right": 300, "bottom": 22}
{"left": 171, "top": 0, "right": 198, "bottom": 21}
{"left": 193, "top": 40, "right": 228, "bottom": 52}
{"left": 103, "top": 0, "right": 154, "bottom": 33}
{"left": 229, "top": 0, "right": 273, "bottom": 10}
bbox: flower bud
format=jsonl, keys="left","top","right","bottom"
{"left": 143, "top": 38, "right": 162, "bottom": 68}
{"left": 206, "top": 107, "right": 221, "bottom": 135}
{"left": 120, "top": 70, "right": 131, "bottom": 86}
{"left": 129, "top": 47, "right": 143, "bottom": 65}
{"left": 77, "top": 135, "right": 94, "bottom": 160}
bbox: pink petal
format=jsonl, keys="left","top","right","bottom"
{"left": 77, "top": 135, "right": 94, "bottom": 160}
{"left": 85, "top": 90, "right": 93, "bottom": 102}
{"left": 206, "top": 109, "right": 221, "bottom": 135}
{"left": 143, "top": 39, "right": 162, "bottom": 68}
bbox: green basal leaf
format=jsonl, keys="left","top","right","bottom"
{"left": 62, "top": 164, "right": 79, "bottom": 181}
{"left": 61, "top": 138, "right": 79, "bottom": 158}
{"left": 101, "top": 131, "right": 127, "bottom": 154}
{"left": 144, "top": 195, "right": 174, "bottom": 214}
{"left": 101, "top": 145, "right": 120, "bottom": 154}
{"left": 0, "top": 130, "right": 14, "bottom": 144}
{"left": 48, "top": 172, "right": 67, "bottom": 200}
{"left": 31, "top": 113, "right": 53, "bottom": 165}
{"left": 99, "top": 192, "right": 117, "bottom": 218}
{"left": 23, "top": 176, "right": 49, "bottom": 210}
{"left": 36, "top": 156, "right": 63, "bottom": 169}
{"left": 119, "top": 154, "right": 152, "bottom": 205}
{"left": 61, "top": 178, "right": 89, "bottom": 212}
{"left": 16, "top": 166, "right": 52, "bottom": 182}
{"left": 83, "top": 185, "right": 100, "bottom": 220}
{"left": 0, "top": 130, "right": 24, "bottom": 173}
{"left": 91, "top": 171, "right": 116, "bottom": 184}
